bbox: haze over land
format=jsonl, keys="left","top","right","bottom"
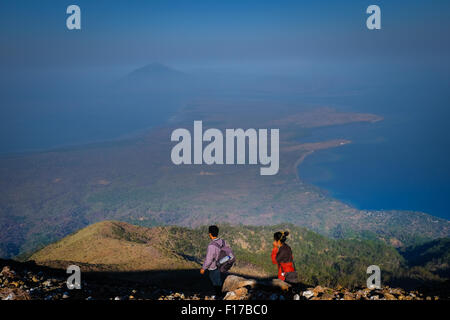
{"left": 0, "top": 62, "right": 449, "bottom": 260}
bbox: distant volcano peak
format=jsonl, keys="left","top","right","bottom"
{"left": 129, "top": 63, "right": 184, "bottom": 77}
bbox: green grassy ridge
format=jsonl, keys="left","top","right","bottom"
{"left": 398, "top": 238, "right": 450, "bottom": 280}
{"left": 161, "top": 223, "right": 406, "bottom": 288}
{"left": 28, "top": 220, "right": 450, "bottom": 289}
{"left": 107, "top": 222, "right": 450, "bottom": 288}
{"left": 401, "top": 238, "right": 450, "bottom": 266}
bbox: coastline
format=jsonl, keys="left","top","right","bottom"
{"left": 285, "top": 139, "right": 352, "bottom": 180}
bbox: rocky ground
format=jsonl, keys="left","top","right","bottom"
{"left": 216, "top": 275, "right": 442, "bottom": 301}
{"left": 0, "top": 260, "right": 444, "bottom": 301}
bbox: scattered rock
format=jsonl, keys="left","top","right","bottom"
{"left": 42, "top": 280, "right": 52, "bottom": 287}
{"left": 270, "top": 279, "right": 291, "bottom": 292}
{"left": 384, "top": 293, "right": 396, "bottom": 300}
{"left": 0, "top": 266, "right": 15, "bottom": 279}
{"left": 224, "top": 291, "right": 237, "bottom": 300}
{"left": 0, "top": 288, "right": 31, "bottom": 300}
{"left": 4, "top": 293, "right": 14, "bottom": 300}
{"left": 0, "top": 261, "right": 445, "bottom": 301}
{"left": 321, "top": 293, "right": 335, "bottom": 300}
{"left": 224, "top": 287, "right": 248, "bottom": 300}
{"left": 222, "top": 275, "right": 256, "bottom": 293}
{"left": 343, "top": 293, "right": 354, "bottom": 300}
{"left": 313, "top": 285, "right": 325, "bottom": 296}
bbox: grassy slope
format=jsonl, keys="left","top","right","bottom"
{"left": 30, "top": 220, "right": 424, "bottom": 288}
{"left": 399, "top": 238, "right": 450, "bottom": 282}
{"left": 30, "top": 221, "right": 197, "bottom": 271}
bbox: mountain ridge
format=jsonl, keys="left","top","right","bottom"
{"left": 28, "top": 220, "right": 450, "bottom": 292}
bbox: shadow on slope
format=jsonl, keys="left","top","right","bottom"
{"left": 1, "top": 258, "right": 312, "bottom": 299}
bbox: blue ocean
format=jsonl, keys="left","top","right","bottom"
{"left": 298, "top": 66, "right": 450, "bottom": 220}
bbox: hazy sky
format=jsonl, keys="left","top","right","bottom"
{"left": 1, "top": 0, "right": 449, "bottom": 70}
{"left": 0, "top": 0, "right": 449, "bottom": 155}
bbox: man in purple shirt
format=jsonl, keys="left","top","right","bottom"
{"left": 200, "top": 225, "right": 225, "bottom": 298}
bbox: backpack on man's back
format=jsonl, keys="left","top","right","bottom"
{"left": 212, "top": 240, "right": 235, "bottom": 273}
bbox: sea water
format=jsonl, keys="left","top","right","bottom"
{"left": 297, "top": 67, "right": 450, "bottom": 220}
